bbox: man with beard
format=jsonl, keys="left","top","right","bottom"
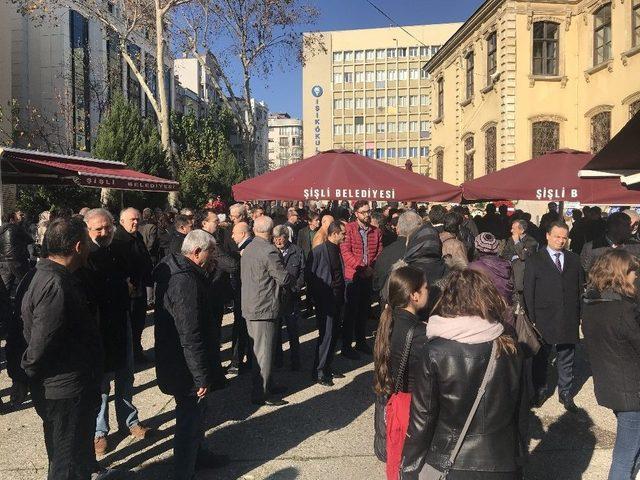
{"left": 112, "top": 208, "right": 154, "bottom": 363}
{"left": 82, "top": 209, "right": 150, "bottom": 457}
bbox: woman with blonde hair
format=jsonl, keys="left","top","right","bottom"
{"left": 402, "top": 269, "right": 526, "bottom": 480}
{"left": 583, "top": 249, "right": 640, "bottom": 480}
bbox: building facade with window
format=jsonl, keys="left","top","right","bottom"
{"left": 5, "top": 2, "right": 175, "bottom": 154}
{"left": 267, "top": 113, "right": 303, "bottom": 170}
{"left": 302, "top": 23, "right": 461, "bottom": 175}
{"left": 229, "top": 98, "right": 269, "bottom": 176}
{"left": 425, "top": 0, "right": 640, "bottom": 184}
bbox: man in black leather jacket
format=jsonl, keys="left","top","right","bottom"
{"left": 0, "top": 211, "right": 34, "bottom": 297}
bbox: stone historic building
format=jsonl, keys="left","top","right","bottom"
{"left": 424, "top": 0, "right": 640, "bottom": 184}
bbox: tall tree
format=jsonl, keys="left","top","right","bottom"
{"left": 176, "top": 0, "right": 324, "bottom": 175}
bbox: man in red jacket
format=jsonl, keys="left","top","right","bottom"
{"left": 340, "top": 200, "right": 383, "bottom": 358}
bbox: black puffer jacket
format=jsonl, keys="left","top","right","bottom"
{"left": 582, "top": 289, "right": 640, "bottom": 412}
{"left": 0, "top": 223, "right": 33, "bottom": 263}
{"left": 374, "top": 309, "right": 429, "bottom": 462}
{"left": 401, "top": 338, "right": 527, "bottom": 479}
{"left": 153, "top": 254, "right": 214, "bottom": 396}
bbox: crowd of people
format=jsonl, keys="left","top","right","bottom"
{"left": 0, "top": 198, "right": 639, "bottom": 480}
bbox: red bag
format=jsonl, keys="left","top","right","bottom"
{"left": 385, "top": 325, "right": 416, "bottom": 480}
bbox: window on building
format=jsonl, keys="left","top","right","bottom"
{"left": 465, "top": 51, "right": 474, "bottom": 99}
{"left": 409, "top": 47, "right": 419, "bottom": 57}
{"left": 387, "top": 48, "right": 397, "bottom": 58}
{"left": 366, "top": 123, "right": 374, "bottom": 134}
{"left": 344, "top": 72, "right": 353, "bottom": 83}
{"left": 144, "top": 53, "right": 157, "bottom": 118}
{"left": 376, "top": 148, "right": 385, "bottom": 158}
{"left": 409, "top": 146, "right": 418, "bottom": 157}
{"left": 344, "top": 51, "right": 353, "bottom": 61}
{"left": 366, "top": 148, "right": 375, "bottom": 158}
{"left": 387, "top": 122, "right": 396, "bottom": 132}
{"left": 376, "top": 70, "right": 386, "bottom": 82}
{"left": 432, "top": 45, "right": 440, "bottom": 55}
{"left": 630, "top": 99, "right": 640, "bottom": 118}
{"left": 366, "top": 49, "right": 375, "bottom": 60}
{"left": 70, "top": 10, "right": 90, "bottom": 151}
{"left": 532, "top": 121, "right": 559, "bottom": 157}
{"left": 594, "top": 4, "right": 612, "bottom": 65}
{"left": 420, "top": 46, "right": 429, "bottom": 57}
{"left": 344, "top": 124, "right": 354, "bottom": 134}
{"left": 106, "top": 33, "right": 122, "bottom": 99}
{"left": 127, "top": 43, "right": 142, "bottom": 113}
{"left": 420, "top": 121, "right": 430, "bottom": 136}
{"left": 409, "top": 68, "right": 419, "bottom": 80}
{"left": 464, "top": 135, "right": 475, "bottom": 181}
{"left": 365, "top": 71, "right": 375, "bottom": 82}
{"left": 333, "top": 98, "right": 343, "bottom": 109}
{"left": 420, "top": 94, "right": 430, "bottom": 106}
{"left": 398, "top": 121, "right": 408, "bottom": 132}
{"left": 387, "top": 148, "right": 396, "bottom": 158}
{"left": 376, "top": 122, "right": 385, "bottom": 133}
{"left": 485, "top": 126, "right": 497, "bottom": 173}
{"left": 409, "top": 121, "right": 418, "bottom": 132}
{"left": 421, "top": 68, "right": 429, "bottom": 79}
{"left": 398, "top": 147, "right": 407, "bottom": 157}
{"left": 398, "top": 69, "right": 408, "bottom": 80}
{"left": 398, "top": 96, "right": 407, "bottom": 107}
{"left": 486, "top": 32, "right": 497, "bottom": 83}
{"left": 387, "top": 96, "right": 397, "bottom": 107}
{"left": 437, "top": 77, "right": 444, "bottom": 118}
{"left": 333, "top": 72, "right": 343, "bottom": 83}
{"left": 355, "top": 50, "right": 364, "bottom": 61}
{"left": 409, "top": 95, "right": 418, "bottom": 107}
{"left": 376, "top": 96, "right": 386, "bottom": 108}
{"left": 333, "top": 51, "right": 342, "bottom": 62}
{"left": 398, "top": 47, "right": 407, "bottom": 57}
{"left": 436, "top": 150, "right": 444, "bottom": 180}
{"left": 334, "top": 124, "right": 343, "bottom": 135}
{"left": 356, "top": 123, "right": 365, "bottom": 134}
{"left": 279, "top": 137, "right": 288, "bottom": 146}
{"left": 590, "top": 111, "right": 611, "bottom": 153}
{"left": 387, "top": 69, "right": 397, "bottom": 81}
{"left": 634, "top": 0, "right": 640, "bottom": 47}
{"left": 355, "top": 71, "right": 364, "bottom": 83}
{"left": 366, "top": 97, "right": 375, "bottom": 108}
{"left": 344, "top": 98, "right": 353, "bottom": 109}
{"left": 533, "top": 22, "right": 559, "bottom": 76}
{"left": 376, "top": 49, "right": 386, "bottom": 59}
{"left": 420, "top": 146, "right": 429, "bottom": 157}
{"left": 355, "top": 97, "right": 364, "bottom": 109}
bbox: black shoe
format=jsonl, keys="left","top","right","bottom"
{"left": 342, "top": 348, "right": 360, "bottom": 360}
{"left": 531, "top": 388, "right": 547, "bottom": 409}
{"left": 331, "top": 372, "right": 345, "bottom": 379}
{"left": 355, "top": 342, "right": 373, "bottom": 355}
{"left": 559, "top": 393, "right": 579, "bottom": 413}
{"left": 317, "top": 376, "right": 334, "bottom": 387}
{"left": 251, "top": 398, "right": 289, "bottom": 407}
{"left": 196, "top": 450, "right": 230, "bottom": 469}
{"left": 134, "top": 352, "right": 150, "bottom": 364}
{"left": 226, "top": 365, "right": 239, "bottom": 375}
{"left": 269, "top": 385, "right": 288, "bottom": 395}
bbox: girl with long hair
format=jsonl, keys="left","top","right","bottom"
{"left": 402, "top": 269, "right": 525, "bottom": 480}
{"left": 583, "top": 249, "right": 640, "bottom": 480}
{"left": 373, "top": 266, "right": 429, "bottom": 464}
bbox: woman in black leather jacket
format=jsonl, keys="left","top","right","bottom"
{"left": 373, "top": 266, "right": 430, "bottom": 466}
{"left": 582, "top": 250, "right": 640, "bottom": 480}
{"left": 402, "top": 269, "right": 527, "bottom": 480}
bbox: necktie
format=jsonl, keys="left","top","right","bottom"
{"left": 554, "top": 252, "right": 562, "bottom": 272}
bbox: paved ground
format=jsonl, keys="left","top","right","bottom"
{"left": 0, "top": 310, "right": 622, "bottom": 479}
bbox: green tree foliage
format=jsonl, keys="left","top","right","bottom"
{"left": 93, "top": 93, "right": 169, "bottom": 209}
{"left": 172, "top": 108, "right": 246, "bottom": 208}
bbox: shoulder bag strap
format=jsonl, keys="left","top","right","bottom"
{"left": 393, "top": 324, "right": 417, "bottom": 394}
{"left": 444, "top": 340, "right": 498, "bottom": 473}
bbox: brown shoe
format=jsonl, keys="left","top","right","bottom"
{"left": 129, "top": 423, "right": 151, "bottom": 439}
{"left": 94, "top": 436, "right": 108, "bottom": 456}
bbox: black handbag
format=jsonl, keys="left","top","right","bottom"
{"left": 514, "top": 305, "right": 542, "bottom": 358}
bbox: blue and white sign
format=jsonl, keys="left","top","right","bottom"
{"left": 311, "top": 85, "right": 324, "bottom": 97}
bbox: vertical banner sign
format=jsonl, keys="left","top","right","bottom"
{"left": 312, "top": 85, "right": 323, "bottom": 152}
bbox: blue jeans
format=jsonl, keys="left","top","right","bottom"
{"left": 609, "top": 410, "right": 640, "bottom": 480}
{"left": 95, "top": 319, "right": 139, "bottom": 437}
{"left": 174, "top": 394, "right": 206, "bottom": 480}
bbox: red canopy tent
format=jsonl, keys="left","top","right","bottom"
{"left": 461, "top": 149, "right": 640, "bottom": 204}
{"left": 232, "top": 149, "right": 462, "bottom": 203}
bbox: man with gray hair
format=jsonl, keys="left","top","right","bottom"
{"left": 112, "top": 207, "right": 153, "bottom": 363}
{"left": 241, "top": 216, "right": 291, "bottom": 406}
{"left": 154, "top": 229, "right": 229, "bottom": 478}
{"left": 229, "top": 203, "right": 248, "bottom": 225}
{"left": 502, "top": 217, "right": 539, "bottom": 307}
{"left": 80, "top": 209, "right": 150, "bottom": 456}
{"left": 373, "top": 210, "right": 422, "bottom": 295}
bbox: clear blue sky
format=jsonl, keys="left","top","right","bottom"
{"left": 250, "top": 0, "right": 482, "bottom": 118}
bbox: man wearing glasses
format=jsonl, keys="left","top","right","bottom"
{"left": 340, "top": 200, "right": 383, "bottom": 358}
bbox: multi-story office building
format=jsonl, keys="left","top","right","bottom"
{"left": 229, "top": 98, "right": 269, "bottom": 176}
{"left": 5, "top": 1, "right": 174, "bottom": 154}
{"left": 302, "top": 23, "right": 461, "bottom": 175}
{"left": 425, "top": 0, "right": 640, "bottom": 184}
{"left": 267, "top": 113, "right": 303, "bottom": 170}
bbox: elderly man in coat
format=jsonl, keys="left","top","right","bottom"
{"left": 154, "top": 230, "right": 229, "bottom": 480}
{"left": 241, "top": 216, "right": 291, "bottom": 406}
{"left": 272, "top": 225, "right": 305, "bottom": 371}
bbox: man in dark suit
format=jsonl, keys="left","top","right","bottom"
{"left": 524, "top": 220, "right": 585, "bottom": 411}
{"left": 296, "top": 212, "right": 320, "bottom": 260}
{"left": 308, "top": 221, "right": 346, "bottom": 386}
{"left": 501, "top": 218, "right": 538, "bottom": 307}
